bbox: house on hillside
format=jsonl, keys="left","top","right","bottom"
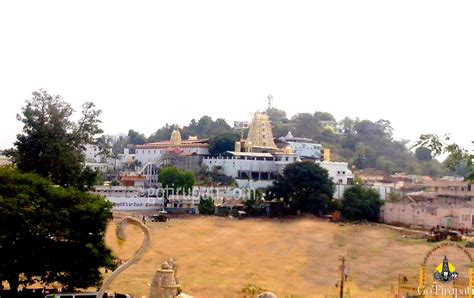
{"left": 358, "top": 168, "right": 385, "bottom": 184}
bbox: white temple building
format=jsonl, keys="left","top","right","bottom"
{"left": 277, "top": 131, "right": 323, "bottom": 160}
{"left": 203, "top": 112, "right": 297, "bottom": 188}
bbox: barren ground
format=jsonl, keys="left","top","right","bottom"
{"left": 103, "top": 215, "right": 473, "bottom": 298}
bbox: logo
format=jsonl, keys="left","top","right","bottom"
{"left": 433, "top": 256, "right": 458, "bottom": 284}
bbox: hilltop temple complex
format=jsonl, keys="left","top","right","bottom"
{"left": 113, "top": 109, "right": 353, "bottom": 190}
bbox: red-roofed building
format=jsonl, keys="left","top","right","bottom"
{"left": 135, "top": 129, "right": 209, "bottom": 165}
{"left": 120, "top": 174, "right": 146, "bottom": 188}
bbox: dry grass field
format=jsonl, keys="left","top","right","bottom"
{"left": 103, "top": 216, "right": 474, "bottom": 298}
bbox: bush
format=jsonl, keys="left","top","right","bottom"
{"left": 199, "top": 197, "right": 215, "bottom": 215}
{"left": 244, "top": 189, "right": 265, "bottom": 216}
{"left": 242, "top": 283, "right": 267, "bottom": 296}
{"left": 465, "top": 241, "right": 474, "bottom": 248}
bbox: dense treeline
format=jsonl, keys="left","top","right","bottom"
{"left": 111, "top": 108, "right": 450, "bottom": 177}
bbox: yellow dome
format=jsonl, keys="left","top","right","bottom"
{"left": 284, "top": 146, "right": 293, "bottom": 154}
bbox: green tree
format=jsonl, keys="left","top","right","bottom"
{"left": 415, "top": 147, "right": 432, "bottom": 161}
{"left": 244, "top": 189, "right": 264, "bottom": 216}
{"left": 271, "top": 122, "right": 295, "bottom": 138}
{"left": 339, "top": 116, "right": 355, "bottom": 134}
{"left": 267, "top": 107, "right": 287, "bottom": 122}
{"left": 290, "top": 113, "right": 319, "bottom": 139}
{"left": 341, "top": 185, "right": 383, "bottom": 221}
{"left": 6, "top": 89, "right": 102, "bottom": 189}
{"left": 199, "top": 196, "right": 215, "bottom": 215}
{"left": 148, "top": 124, "right": 179, "bottom": 142}
{"left": 182, "top": 171, "right": 196, "bottom": 191}
{"left": 183, "top": 116, "right": 233, "bottom": 138}
{"left": 266, "top": 161, "right": 334, "bottom": 215}
{"left": 127, "top": 129, "right": 146, "bottom": 145}
{"left": 158, "top": 166, "right": 195, "bottom": 194}
{"left": 314, "top": 111, "right": 335, "bottom": 122}
{"left": 0, "top": 167, "right": 115, "bottom": 292}
{"left": 209, "top": 133, "right": 240, "bottom": 155}
{"left": 413, "top": 134, "right": 473, "bottom": 181}
{"left": 354, "top": 120, "right": 385, "bottom": 137}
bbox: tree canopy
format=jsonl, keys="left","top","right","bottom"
{"left": 341, "top": 185, "right": 383, "bottom": 221}
{"left": 415, "top": 147, "right": 432, "bottom": 162}
{"left": 267, "top": 107, "right": 288, "bottom": 122}
{"left": 413, "top": 134, "right": 473, "bottom": 181}
{"left": 158, "top": 166, "right": 196, "bottom": 195}
{"left": 147, "top": 116, "right": 234, "bottom": 143}
{"left": 6, "top": 89, "right": 102, "bottom": 189}
{"left": 266, "top": 161, "right": 334, "bottom": 215}
{"left": 209, "top": 133, "right": 240, "bottom": 155}
{"left": 127, "top": 129, "right": 147, "bottom": 145}
{"left": 0, "top": 167, "right": 115, "bottom": 292}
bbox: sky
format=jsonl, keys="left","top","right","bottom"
{"left": 0, "top": 0, "right": 473, "bottom": 151}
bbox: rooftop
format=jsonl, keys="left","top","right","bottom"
{"left": 121, "top": 175, "right": 146, "bottom": 181}
{"left": 136, "top": 139, "right": 209, "bottom": 149}
{"left": 359, "top": 168, "right": 385, "bottom": 176}
{"left": 424, "top": 180, "right": 470, "bottom": 188}
{"left": 224, "top": 151, "right": 274, "bottom": 158}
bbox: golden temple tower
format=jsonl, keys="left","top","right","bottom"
{"left": 170, "top": 129, "right": 182, "bottom": 146}
{"left": 246, "top": 112, "right": 276, "bottom": 149}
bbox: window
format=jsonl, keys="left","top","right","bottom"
{"left": 251, "top": 172, "right": 259, "bottom": 180}
{"left": 238, "top": 171, "right": 249, "bottom": 179}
